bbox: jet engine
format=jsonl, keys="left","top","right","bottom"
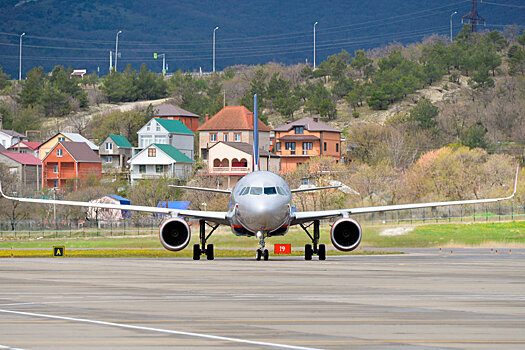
{"left": 159, "top": 218, "right": 191, "bottom": 251}
{"left": 330, "top": 218, "right": 362, "bottom": 251}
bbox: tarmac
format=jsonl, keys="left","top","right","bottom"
{"left": 1, "top": 248, "right": 525, "bottom": 349}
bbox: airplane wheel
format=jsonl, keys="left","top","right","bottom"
{"left": 206, "top": 244, "right": 214, "bottom": 260}
{"left": 305, "top": 244, "right": 313, "bottom": 260}
{"left": 263, "top": 249, "right": 269, "bottom": 261}
{"left": 193, "top": 244, "right": 201, "bottom": 260}
{"left": 318, "top": 244, "right": 326, "bottom": 260}
{"left": 256, "top": 249, "right": 262, "bottom": 261}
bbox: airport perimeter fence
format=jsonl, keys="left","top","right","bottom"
{"left": 0, "top": 203, "right": 524, "bottom": 240}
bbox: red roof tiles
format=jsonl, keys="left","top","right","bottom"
{"left": 198, "top": 106, "right": 271, "bottom": 132}
{"left": 0, "top": 152, "right": 42, "bottom": 166}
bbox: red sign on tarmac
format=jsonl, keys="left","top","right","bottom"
{"left": 274, "top": 244, "right": 291, "bottom": 254}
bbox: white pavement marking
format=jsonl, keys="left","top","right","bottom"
{"left": 0, "top": 309, "right": 324, "bottom": 350}
{"left": 0, "top": 345, "right": 26, "bottom": 350}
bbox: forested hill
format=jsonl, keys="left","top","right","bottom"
{"left": 1, "top": 0, "right": 524, "bottom": 76}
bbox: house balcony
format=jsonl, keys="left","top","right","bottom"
{"left": 211, "top": 166, "right": 250, "bottom": 174}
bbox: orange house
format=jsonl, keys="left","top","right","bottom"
{"left": 153, "top": 103, "right": 200, "bottom": 133}
{"left": 42, "top": 141, "right": 101, "bottom": 190}
{"left": 273, "top": 117, "right": 342, "bottom": 173}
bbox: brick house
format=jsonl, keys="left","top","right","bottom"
{"left": 0, "top": 152, "right": 42, "bottom": 192}
{"left": 42, "top": 142, "right": 101, "bottom": 190}
{"left": 197, "top": 106, "right": 271, "bottom": 161}
{"left": 273, "top": 117, "right": 342, "bottom": 173}
{"left": 98, "top": 135, "right": 133, "bottom": 172}
{"left": 153, "top": 103, "right": 200, "bottom": 133}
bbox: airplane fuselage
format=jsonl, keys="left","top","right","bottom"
{"left": 227, "top": 171, "right": 292, "bottom": 236}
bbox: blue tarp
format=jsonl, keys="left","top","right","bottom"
{"left": 157, "top": 201, "right": 190, "bottom": 210}
{"left": 106, "top": 194, "right": 130, "bottom": 218}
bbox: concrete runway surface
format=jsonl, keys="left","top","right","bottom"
{"left": 0, "top": 248, "right": 524, "bottom": 349}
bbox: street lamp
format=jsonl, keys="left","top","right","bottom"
{"left": 115, "top": 30, "right": 122, "bottom": 72}
{"left": 213, "top": 26, "right": 219, "bottom": 73}
{"left": 313, "top": 21, "right": 318, "bottom": 70}
{"left": 450, "top": 11, "right": 457, "bottom": 43}
{"left": 19, "top": 32, "right": 25, "bottom": 81}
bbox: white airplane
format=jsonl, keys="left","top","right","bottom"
{"left": 0, "top": 96, "right": 520, "bottom": 260}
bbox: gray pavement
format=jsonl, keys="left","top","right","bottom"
{"left": 1, "top": 248, "right": 525, "bottom": 349}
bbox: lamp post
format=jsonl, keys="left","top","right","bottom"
{"left": 313, "top": 21, "right": 318, "bottom": 70}
{"left": 115, "top": 30, "right": 122, "bottom": 72}
{"left": 450, "top": 11, "right": 457, "bottom": 42}
{"left": 213, "top": 26, "right": 219, "bottom": 73}
{"left": 19, "top": 32, "right": 25, "bottom": 81}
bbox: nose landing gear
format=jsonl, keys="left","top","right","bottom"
{"left": 256, "top": 231, "right": 269, "bottom": 261}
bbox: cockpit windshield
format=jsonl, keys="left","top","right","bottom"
{"left": 264, "top": 187, "right": 277, "bottom": 195}
{"left": 276, "top": 187, "right": 286, "bottom": 195}
{"left": 249, "top": 187, "right": 263, "bottom": 195}
{"left": 240, "top": 187, "right": 249, "bottom": 195}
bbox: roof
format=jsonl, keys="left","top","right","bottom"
{"left": 0, "top": 144, "right": 6, "bottom": 152}
{"left": 0, "top": 129, "right": 26, "bottom": 138}
{"left": 9, "top": 141, "right": 41, "bottom": 150}
{"left": 54, "top": 142, "right": 101, "bottom": 163}
{"left": 154, "top": 118, "right": 194, "bottom": 135}
{"left": 0, "top": 152, "right": 42, "bottom": 166}
{"left": 107, "top": 135, "right": 132, "bottom": 148}
{"left": 154, "top": 144, "right": 194, "bottom": 163}
{"left": 154, "top": 104, "right": 200, "bottom": 118}
{"left": 157, "top": 201, "right": 190, "bottom": 210}
{"left": 277, "top": 135, "right": 320, "bottom": 141}
{"left": 62, "top": 133, "right": 99, "bottom": 150}
{"left": 273, "top": 117, "right": 341, "bottom": 133}
{"left": 106, "top": 194, "right": 131, "bottom": 205}
{"left": 197, "top": 106, "right": 271, "bottom": 132}
{"left": 211, "top": 141, "right": 272, "bottom": 157}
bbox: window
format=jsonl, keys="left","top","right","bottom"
{"left": 148, "top": 148, "right": 156, "bottom": 157}
{"left": 58, "top": 137, "right": 65, "bottom": 142}
{"left": 210, "top": 133, "right": 217, "bottom": 142}
{"left": 155, "top": 135, "right": 168, "bottom": 144}
{"left": 276, "top": 142, "right": 281, "bottom": 152}
{"left": 139, "top": 165, "right": 146, "bottom": 173}
{"left": 285, "top": 142, "right": 296, "bottom": 150}
{"left": 53, "top": 180, "right": 58, "bottom": 188}
{"left": 336, "top": 143, "right": 339, "bottom": 152}
{"left": 57, "top": 148, "right": 63, "bottom": 157}
{"left": 156, "top": 123, "right": 161, "bottom": 132}
{"left": 294, "top": 126, "right": 304, "bottom": 134}
{"left": 276, "top": 187, "right": 286, "bottom": 195}
{"left": 223, "top": 133, "right": 228, "bottom": 142}
{"left": 146, "top": 122, "right": 151, "bottom": 131}
{"left": 105, "top": 156, "right": 112, "bottom": 163}
{"left": 234, "top": 133, "right": 241, "bottom": 142}
{"left": 240, "top": 187, "right": 250, "bottom": 195}
{"left": 53, "top": 165, "right": 58, "bottom": 173}
{"left": 140, "top": 135, "right": 152, "bottom": 148}
{"left": 249, "top": 187, "right": 263, "bottom": 195}
{"left": 324, "top": 142, "right": 327, "bottom": 151}
{"left": 303, "top": 142, "right": 313, "bottom": 150}
{"left": 264, "top": 187, "right": 277, "bottom": 195}
{"left": 156, "top": 165, "right": 165, "bottom": 173}
{"left": 20, "top": 149, "right": 27, "bottom": 154}
{"left": 105, "top": 142, "right": 113, "bottom": 150}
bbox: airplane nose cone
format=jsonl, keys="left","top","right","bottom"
{"left": 237, "top": 200, "right": 289, "bottom": 232}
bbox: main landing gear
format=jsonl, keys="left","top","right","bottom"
{"left": 299, "top": 220, "right": 326, "bottom": 261}
{"left": 193, "top": 219, "right": 219, "bottom": 260}
{"left": 256, "top": 231, "right": 269, "bottom": 261}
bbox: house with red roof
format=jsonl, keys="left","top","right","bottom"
{"left": 273, "top": 117, "right": 342, "bottom": 173}
{"left": 8, "top": 141, "right": 42, "bottom": 158}
{"left": 197, "top": 106, "right": 271, "bottom": 162}
{"left": 0, "top": 152, "right": 42, "bottom": 192}
{"left": 153, "top": 103, "right": 201, "bottom": 133}
{"left": 42, "top": 141, "right": 101, "bottom": 190}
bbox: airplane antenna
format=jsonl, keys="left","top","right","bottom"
{"left": 253, "top": 94, "right": 259, "bottom": 172}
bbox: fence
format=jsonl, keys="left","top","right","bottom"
{"left": 0, "top": 203, "right": 524, "bottom": 240}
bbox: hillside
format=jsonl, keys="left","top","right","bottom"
{"left": 1, "top": 0, "right": 524, "bottom": 76}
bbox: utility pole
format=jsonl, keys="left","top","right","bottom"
{"left": 109, "top": 51, "right": 113, "bottom": 72}
{"left": 313, "top": 21, "right": 318, "bottom": 70}
{"left": 462, "top": 0, "right": 485, "bottom": 32}
{"left": 115, "top": 30, "right": 122, "bottom": 72}
{"left": 213, "top": 27, "right": 219, "bottom": 73}
{"left": 19, "top": 33, "right": 25, "bottom": 81}
{"left": 450, "top": 11, "right": 457, "bottom": 42}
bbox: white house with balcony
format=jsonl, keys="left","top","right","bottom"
{"left": 128, "top": 143, "right": 194, "bottom": 184}
{"left": 136, "top": 118, "right": 194, "bottom": 160}
{"left": 207, "top": 142, "right": 280, "bottom": 188}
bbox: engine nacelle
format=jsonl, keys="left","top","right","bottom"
{"left": 159, "top": 218, "right": 191, "bottom": 251}
{"left": 330, "top": 218, "right": 362, "bottom": 252}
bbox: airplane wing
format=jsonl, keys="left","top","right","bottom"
{"left": 0, "top": 182, "right": 229, "bottom": 225}
{"left": 292, "top": 164, "right": 519, "bottom": 225}
{"left": 169, "top": 185, "right": 231, "bottom": 194}
{"left": 290, "top": 185, "right": 342, "bottom": 193}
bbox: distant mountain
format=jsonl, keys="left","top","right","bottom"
{"left": 0, "top": 0, "right": 524, "bottom": 77}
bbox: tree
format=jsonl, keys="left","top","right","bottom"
{"left": 0, "top": 66, "right": 10, "bottom": 90}
{"left": 40, "top": 85, "right": 71, "bottom": 117}
{"left": 409, "top": 98, "right": 438, "bottom": 130}
{"left": 304, "top": 81, "right": 331, "bottom": 115}
{"left": 350, "top": 49, "right": 373, "bottom": 78}
{"left": 239, "top": 68, "right": 268, "bottom": 119}
{"left": 19, "top": 67, "right": 45, "bottom": 107}
{"left": 332, "top": 76, "right": 354, "bottom": 99}
{"left": 460, "top": 121, "right": 489, "bottom": 149}
{"left": 0, "top": 164, "right": 32, "bottom": 230}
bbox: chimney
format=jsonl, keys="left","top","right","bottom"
{"left": 313, "top": 117, "right": 318, "bottom": 123}
{"left": 205, "top": 114, "right": 210, "bottom": 123}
